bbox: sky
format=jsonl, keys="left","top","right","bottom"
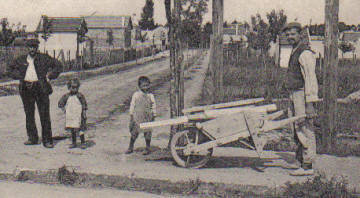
{"left": 0, "top": 0, "right": 359, "bottom": 31}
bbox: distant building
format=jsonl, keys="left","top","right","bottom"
{"left": 141, "top": 26, "right": 168, "bottom": 50}
{"left": 83, "top": 15, "right": 132, "bottom": 49}
{"left": 223, "top": 23, "right": 248, "bottom": 44}
{"left": 35, "top": 16, "right": 87, "bottom": 60}
{"left": 342, "top": 31, "right": 360, "bottom": 42}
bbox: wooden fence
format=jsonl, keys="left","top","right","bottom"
{"left": 0, "top": 45, "right": 159, "bottom": 78}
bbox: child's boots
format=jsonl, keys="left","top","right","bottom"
{"left": 80, "top": 134, "right": 86, "bottom": 149}
{"left": 69, "top": 131, "right": 77, "bottom": 149}
{"left": 125, "top": 137, "right": 136, "bottom": 154}
{"left": 142, "top": 139, "right": 151, "bottom": 155}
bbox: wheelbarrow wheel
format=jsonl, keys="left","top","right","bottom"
{"left": 170, "top": 129, "right": 213, "bottom": 168}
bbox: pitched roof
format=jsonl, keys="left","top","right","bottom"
{"left": 84, "top": 15, "right": 132, "bottom": 29}
{"left": 35, "top": 17, "right": 84, "bottom": 33}
{"left": 343, "top": 31, "right": 360, "bottom": 42}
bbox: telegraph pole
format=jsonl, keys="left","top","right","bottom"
{"left": 168, "top": 0, "right": 184, "bottom": 148}
{"left": 211, "top": 0, "right": 224, "bottom": 103}
{"left": 322, "top": 0, "right": 339, "bottom": 151}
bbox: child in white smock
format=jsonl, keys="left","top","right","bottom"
{"left": 58, "top": 78, "right": 87, "bottom": 149}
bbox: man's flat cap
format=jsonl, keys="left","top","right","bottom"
{"left": 25, "top": 39, "right": 40, "bottom": 47}
{"left": 282, "top": 22, "right": 302, "bottom": 32}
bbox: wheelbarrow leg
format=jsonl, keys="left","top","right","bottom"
{"left": 244, "top": 113, "right": 266, "bottom": 158}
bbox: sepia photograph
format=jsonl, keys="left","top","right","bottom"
{"left": 0, "top": 0, "right": 359, "bottom": 197}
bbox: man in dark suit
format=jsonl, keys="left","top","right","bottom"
{"left": 7, "top": 39, "right": 63, "bottom": 148}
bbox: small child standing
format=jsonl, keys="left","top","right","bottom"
{"left": 58, "top": 78, "right": 88, "bottom": 149}
{"left": 126, "top": 76, "right": 156, "bottom": 155}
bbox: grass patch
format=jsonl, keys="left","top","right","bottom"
{"left": 3, "top": 165, "right": 357, "bottom": 197}
{"left": 282, "top": 174, "right": 357, "bottom": 198}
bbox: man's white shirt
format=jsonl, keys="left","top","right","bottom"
{"left": 291, "top": 45, "right": 319, "bottom": 102}
{"left": 24, "top": 55, "right": 38, "bottom": 82}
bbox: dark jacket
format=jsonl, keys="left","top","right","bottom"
{"left": 7, "top": 52, "right": 63, "bottom": 95}
{"left": 58, "top": 92, "right": 88, "bottom": 131}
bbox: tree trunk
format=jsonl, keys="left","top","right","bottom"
{"left": 210, "top": 0, "right": 224, "bottom": 103}
{"left": 168, "top": 0, "right": 184, "bottom": 148}
{"left": 322, "top": 0, "right": 339, "bottom": 152}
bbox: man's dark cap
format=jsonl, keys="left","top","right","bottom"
{"left": 282, "top": 22, "right": 302, "bottom": 32}
{"left": 25, "top": 39, "right": 40, "bottom": 47}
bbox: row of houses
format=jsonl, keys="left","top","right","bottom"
{"left": 28, "top": 15, "right": 169, "bottom": 60}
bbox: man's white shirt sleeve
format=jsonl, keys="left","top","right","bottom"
{"left": 299, "top": 50, "right": 319, "bottom": 102}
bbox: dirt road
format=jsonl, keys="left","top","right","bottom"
{"left": 0, "top": 50, "right": 359, "bottom": 195}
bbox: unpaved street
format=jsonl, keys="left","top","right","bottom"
{"left": 0, "top": 50, "right": 360, "bottom": 194}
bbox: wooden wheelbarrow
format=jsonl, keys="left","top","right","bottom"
{"left": 140, "top": 98, "right": 306, "bottom": 168}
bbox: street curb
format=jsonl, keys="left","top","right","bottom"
{"left": 0, "top": 166, "right": 273, "bottom": 197}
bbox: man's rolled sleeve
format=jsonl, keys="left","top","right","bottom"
{"left": 299, "top": 51, "right": 319, "bottom": 102}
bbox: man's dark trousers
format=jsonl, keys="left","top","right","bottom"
{"left": 20, "top": 81, "right": 53, "bottom": 145}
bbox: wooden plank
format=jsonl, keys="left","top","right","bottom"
{"left": 182, "top": 98, "right": 265, "bottom": 114}
{"left": 272, "top": 98, "right": 348, "bottom": 104}
{"left": 198, "top": 112, "right": 249, "bottom": 139}
{"left": 140, "top": 116, "right": 188, "bottom": 129}
{"left": 259, "top": 115, "right": 307, "bottom": 132}
{"left": 264, "top": 110, "right": 284, "bottom": 121}
{"left": 140, "top": 104, "right": 276, "bottom": 129}
{"left": 204, "top": 104, "right": 276, "bottom": 117}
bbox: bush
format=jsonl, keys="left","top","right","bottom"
{"left": 282, "top": 174, "right": 356, "bottom": 198}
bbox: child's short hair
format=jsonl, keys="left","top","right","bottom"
{"left": 67, "top": 78, "right": 81, "bottom": 89}
{"left": 138, "top": 76, "right": 150, "bottom": 86}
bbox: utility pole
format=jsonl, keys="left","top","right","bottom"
{"left": 322, "top": 0, "right": 339, "bottom": 152}
{"left": 167, "top": 0, "right": 184, "bottom": 148}
{"left": 210, "top": 0, "right": 224, "bottom": 103}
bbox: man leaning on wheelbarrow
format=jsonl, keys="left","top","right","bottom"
{"left": 283, "top": 22, "right": 318, "bottom": 176}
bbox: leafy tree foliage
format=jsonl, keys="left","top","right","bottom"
{"left": 266, "top": 9, "right": 287, "bottom": 42}
{"left": 247, "top": 14, "right": 271, "bottom": 53}
{"left": 139, "top": 0, "right": 156, "bottom": 30}
{"left": 180, "top": 0, "right": 209, "bottom": 48}
{"left": 0, "top": 18, "right": 26, "bottom": 46}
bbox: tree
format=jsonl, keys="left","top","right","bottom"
{"left": 266, "top": 9, "right": 287, "bottom": 42}
{"left": 41, "top": 15, "right": 52, "bottom": 42}
{"left": 164, "top": 0, "right": 184, "bottom": 148}
{"left": 203, "top": 22, "right": 212, "bottom": 47}
{"left": 247, "top": 14, "right": 271, "bottom": 53}
{"left": 180, "top": 0, "right": 209, "bottom": 48}
{"left": 0, "top": 18, "right": 26, "bottom": 46}
{"left": 139, "top": 0, "right": 156, "bottom": 30}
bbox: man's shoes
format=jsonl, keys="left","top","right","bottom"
{"left": 142, "top": 148, "right": 151, "bottom": 155}
{"left": 69, "top": 143, "right": 77, "bottom": 149}
{"left": 24, "top": 140, "right": 40, "bottom": 145}
{"left": 289, "top": 168, "right": 314, "bottom": 176}
{"left": 43, "top": 142, "right": 54, "bottom": 148}
{"left": 125, "top": 149, "right": 133, "bottom": 154}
